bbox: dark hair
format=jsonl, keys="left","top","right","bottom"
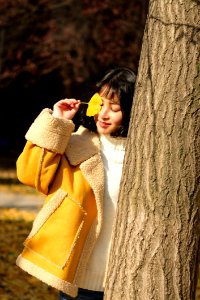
{"left": 79, "top": 66, "right": 136, "bottom": 137}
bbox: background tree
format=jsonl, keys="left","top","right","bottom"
{"left": 0, "top": 0, "right": 148, "bottom": 158}
{"left": 105, "top": 1, "right": 200, "bottom": 299}
{"left": 0, "top": 0, "right": 148, "bottom": 89}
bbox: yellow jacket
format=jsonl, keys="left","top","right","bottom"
{"left": 16, "top": 108, "right": 104, "bottom": 297}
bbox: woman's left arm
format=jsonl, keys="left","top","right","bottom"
{"left": 16, "top": 108, "right": 75, "bottom": 194}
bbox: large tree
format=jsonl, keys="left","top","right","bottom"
{"left": 104, "top": 1, "right": 200, "bottom": 299}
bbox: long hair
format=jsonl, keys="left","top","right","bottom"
{"left": 78, "top": 66, "right": 136, "bottom": 137}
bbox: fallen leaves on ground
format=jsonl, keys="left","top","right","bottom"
{"left": 0, "top": 208, "right": 59, "bottom": 300}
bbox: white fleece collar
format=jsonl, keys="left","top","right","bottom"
{"left": 65, "top": 126, "right": 100, "bottom": 166}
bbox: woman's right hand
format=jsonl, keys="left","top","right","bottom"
{"left": 52, "top": 98, "right": 81, "bottom": 121}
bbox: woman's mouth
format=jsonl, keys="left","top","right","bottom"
{"left": 98, "top": 120, "right": 110, "bottom": 128}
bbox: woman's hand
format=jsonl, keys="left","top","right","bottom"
{"left": 52, "top": 98, "right": 81, "bottom": 121}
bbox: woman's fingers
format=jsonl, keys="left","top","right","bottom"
{"left": 53, "top": 99, "right": 81, "bottom": 120}
{"left": 54, "top": 99, "right": 80, "bottom": 110}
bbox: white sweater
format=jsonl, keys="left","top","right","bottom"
{"left": 79, "top": 134, "right": 126, "bottom": 291}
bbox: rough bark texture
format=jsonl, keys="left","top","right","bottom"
{"left": 104, "top": 1, "right": 200, "bottom": 299}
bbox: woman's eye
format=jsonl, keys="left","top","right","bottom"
{"left": 111, "top": 105, "right": 121, "bottom": 112}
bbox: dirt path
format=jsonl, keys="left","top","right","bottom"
{"left": 0, "top": 191, "right": 44, "bottom": 212}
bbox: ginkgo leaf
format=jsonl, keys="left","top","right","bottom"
{"left": 86, "top": 93, "right": 102, "bottom": 116}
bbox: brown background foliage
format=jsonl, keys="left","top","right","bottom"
{"left": 0, "top": 0, "right": 149, "bottom": 161}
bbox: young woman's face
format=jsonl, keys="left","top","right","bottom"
{"left": 94, "top": 85, "right": 123, "bottom": 135}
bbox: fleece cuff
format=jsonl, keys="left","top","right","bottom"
{"left": 25, "top": 108, "right": 75, "bottom": 154}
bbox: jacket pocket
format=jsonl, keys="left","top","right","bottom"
{"left": 24, "top": 188, "right": 87, "bottom": 269}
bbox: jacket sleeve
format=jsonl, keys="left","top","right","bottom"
{"left": 16, "top": 108, "right": 75, "bottom": 195}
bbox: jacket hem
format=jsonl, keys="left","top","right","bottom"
{"left": 16, "top": 254, "right": 78, "bottom": 297}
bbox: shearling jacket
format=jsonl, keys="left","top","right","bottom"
{"left": 16, "top": 108, "right": 105, "bottom": 297}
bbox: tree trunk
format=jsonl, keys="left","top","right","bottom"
{"left": 104, "top": 1, "right": 200, "bottom": 299}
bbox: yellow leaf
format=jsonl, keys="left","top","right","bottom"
{"left": 86, "top": 93, "right": 102, "bottom": 117}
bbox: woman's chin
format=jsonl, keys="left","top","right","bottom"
{"left": 97, "top": 125, "right": 111, "bottom": 135}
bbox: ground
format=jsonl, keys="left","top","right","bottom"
{"left": 0, "top": 167, "right": 59, "bottom": 300}
{"left": 0, "top": 208, "right": 59, "bottom": 300}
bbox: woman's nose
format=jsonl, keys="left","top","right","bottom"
{"left": 99, "top": 105, "right": 109, "bottom": 118}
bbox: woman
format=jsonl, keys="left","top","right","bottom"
{"left": 16, "top": 66, "right": 136, "bottom": 299}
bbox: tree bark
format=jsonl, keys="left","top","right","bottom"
{"left": 104, "top": 1, "right": 200, "bottom": 299}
